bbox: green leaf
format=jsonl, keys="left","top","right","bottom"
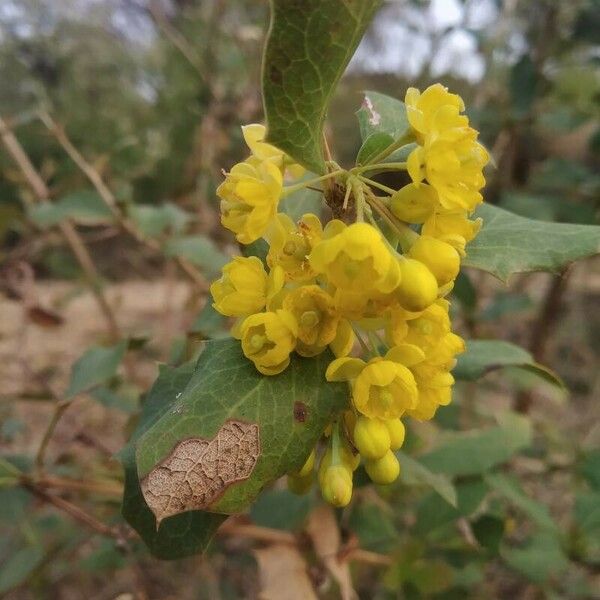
{"left": 164, "top": 235, "right": 228, "bottom": 276}
{"left": 485, "top": 473, "right": 558, "bottom": 533}
{"left": 419, "top": 413, "right": 532, "bottom": 477}
{"left": 510, "top": 55, "right": 539, "bottom": 116}
{"left": 356, "top": 91, "right": 410, "bottom": 142}
{"left": 355, "top": 132, "right": 394, "bottom": 165}
{"left": 66, "top": 341, "right": 127, "bottom": 399}
{"left": 574, "top": 492, "right": 600, "bottom": 532}
{"left": 355, "top": 91, "right": 413, "bottom": 164}
{"left": 279, "top": 178, "right": 323, "bottom": 222}
{"left": 190, "top": 302, "right": 230, "bottom": 339}
{"left": 397, "top": 451, "right": 457, "bottom": 507}
{"left": 579, "top": 449, "right": 600, "bottom": 490}
{"left": 28, "top": 190, "right": 114, "bottom": 228}
{"left": 120, "top": 361, "right": 227, "bottom": 559}
{"left": 242, "top": 238, "right": 269, "bottom": 266}
{"left": 128, "top": 202, "right": 190, "bottom": 237}
{"left": 501, "top": 533, "right": 569, "bottom": 583}
{"left": 135, "top": 339, "right": 347, "bottom": 519}
{"left": 415, "top": 479, "right": 488, "bottom": 535}
{"left": 263, "top": 0, "right": 381, "bottom": 173}
{"left": 250, "top": 488, "right": 314, "bottom": 531}
{"left": 464, "top": 204, "right": 600, "bottom": 281}
{"left": 454, "top": 339, "right": 564, "bottom": 389}
{"left": 0, "top": 546, "right": 44, "bottom": 594}
{"left": 348, "top": 499, "right": 398, "bottom": 553}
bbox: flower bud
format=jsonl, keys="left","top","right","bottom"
{"left": 320, "top": 465, "right": 353, "bottom": 507}
{"left": 294, "top": 448, "right": 316, "bottom": 478}
{"left": 408, "top": 235, "right": 460, "bottom": 286}
{"left": 396, "top": 258, "right": 438, "bottom": 312}
{"left": 353, "top": 416, "right": 390, "bottom": 460}
{"left": 287, "top": 472, "right": 313, "bottom": 495}
{"left": 365, "top": 450, "right": 401, "bottom": 484}
{"left": 385, "top": 419, "right": 406, "bottom": 450}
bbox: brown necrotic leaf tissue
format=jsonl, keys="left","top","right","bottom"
{"left": 140, "top": 420, "right": 260, "bottom": 525}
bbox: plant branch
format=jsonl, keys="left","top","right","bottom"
{"left": 37, "top": 110, "right": 206, "bottom": 289}
{"left": 0, "top": 114, "right": 120, "bottom": 341}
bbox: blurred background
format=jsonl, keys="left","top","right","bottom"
{"left": 0, "top": 1, "right": 599, "bottom": 598}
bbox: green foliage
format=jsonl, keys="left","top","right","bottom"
{"left": 164, "top": 235, "right": 228, "bottom": 277}
{"left": 0, "top": 546, "right": 45, "bottom": 595}
{"left": 134, "top": 339, "right": 347, "bottom": 516}
{"left": 120, "top": 361, "right": 227, "bottom": 560}
{"left": 28, "top": 191, "right": 114, "bottom": 228}
{"left": 263, "top": 0, "right": 381, "bottom": 173}
{"left": 419, "top": 413, "right": 531, "bottom": 477}
{"left": 464, "top": 204, "right": 600, "bottom": 281}
{"left": 66, "top": 341, "right": 127, "bottom": 399}
{"left": 397, "top": 452, "right": 457, "bottom": 507}
{"left": 455, "top": 339, "right": 563, "bottom": 388}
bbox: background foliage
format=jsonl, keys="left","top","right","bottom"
{"left": 0, "top": 0, "right": 599, "bottom": 598}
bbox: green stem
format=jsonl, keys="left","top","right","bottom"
{"left": 281, "top": 170, "right": 343, "bottom": 197}
{"left": 353, "top": 162, "right": 408, "bottom": 176}
{"left": 367, "top": 331, "right": 382, "bottom": 356}
{"left": 359, "top": 176, "right": 396, "bottom": 196}
{"left": 352, "top": 178, "right": 365, "bottom": 222}
{"left": 367, "top": 132, "right": 414, "bottom": 165}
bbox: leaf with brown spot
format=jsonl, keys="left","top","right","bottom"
{"left": 135, "top": 339, "right": 348, "bottom": 518}
{"left": 141, "top": 420, "right": 260, "bottom": 525}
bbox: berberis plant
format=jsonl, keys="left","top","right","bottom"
{"left": 120, "top": 0, "right": 600, "bottom": 560}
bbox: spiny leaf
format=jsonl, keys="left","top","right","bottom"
{"left": 263, "top": 0, "right": 382, "bottom": 173}
{"left": 454, "top": 339, "right": 564, "bottom": 389}
{"left": 464, "top": 204, "right": 600, "bottom": 281}
{"left": 120, "top": 361, "right": 227, "bottom": 559}
{"left": 135, "top": 339, "right": 347, "bottom": 520}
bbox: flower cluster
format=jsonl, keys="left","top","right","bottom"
{"left": 210, "top": 85, "right": 489, "bottom": 507}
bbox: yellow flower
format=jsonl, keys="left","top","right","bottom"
{"left": 408, "top": 370, "right": 455, "bottom": 421}
{"left": 266, "top": 213, "right": 322, "bottom": 282}
{"left": 364, "top": 450, "right": 400, "bottom": 484}
{"left": 242, "top": 124, "right": 284, "bottom": 163}
{"left": 309, "top": 222, "right": 401, "bottom": 295}
{"left": 326, "top": 345, "right": 423, "bottom": 420}
{"left": 404, "top": 84, "right": 489, "bottom": 213}
{"left": 405, "top": 84, "right": 467, "bottom": 140}
{"left": 320, "top": 465, "right": 353, "bottom": 507}
{"left": 282, "top": 285, "right": 339, "bottom": 356}
{"left": 240, "top": 309, "right": 297, "bottom": 375}
{"left": 242, "top": 124, "right": 305, "bottom": 178}
{"left": 390, "top": 183, "right": 437, "bottom": 223}
{"left": 210, "top": 257, "right": 284, "bottom": 317}
{"left": 407, "top": 330, "right": 465, "bottom": 420}
{"left": 329, "top": 319, "right": 355, "bottom": 357}
{"left": 422, "top": 211, "right": 482, "bottom": 256}
{"left": 407, "top": 137, "right": 488, "bottom": 212}
{"left": 403, "top": 300, "right": 451, "bottom": 352}
{"left": 408, "top": 235, "right": 460, "bottom": 286}
{"left": 353, "top": 416, "right": 390, "bottom": 459}
{"left": 396, "top": 258, "right": 439, "bottom": 312}
{"left": 385, "top": 418, "right": 406, "bottom": 450}
{"left": 218, "top": 159, "right": 283, "bottom": 244}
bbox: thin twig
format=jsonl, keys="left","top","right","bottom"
{"left": 35, "top": 398, "right": 73, "bottom": 472}
{"left": 24, "top": 481, "right": 134, "bottom": 542}
{"left": 34, "top": 474, "right": 123, "bottom": 498}
{"left": 0, "top": 114, "right": 120, "bottom": 341}
{"left": 37, "top": 110, "right": 206, "bottom": 289}
{"left": 148, "top": 1, "right": 208, "bottom": 82}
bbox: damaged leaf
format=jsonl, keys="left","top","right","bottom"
{"left": 135, "top": 338, "right": 347, "bottom": 519}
